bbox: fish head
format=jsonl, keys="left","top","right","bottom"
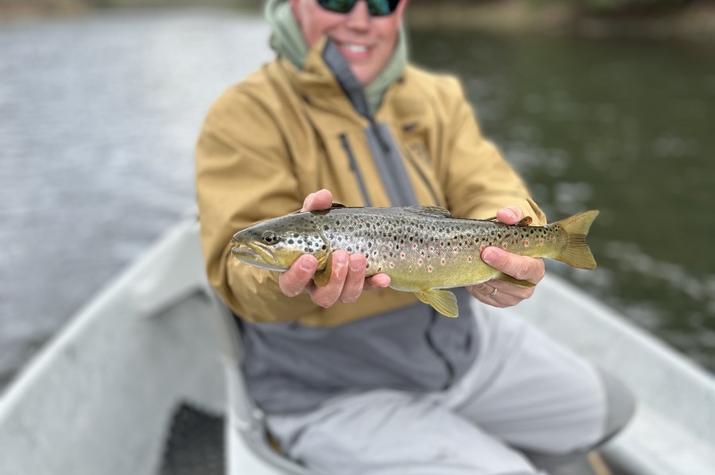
{"left": 231, "top": 212, "right": 329, "bottom": 272}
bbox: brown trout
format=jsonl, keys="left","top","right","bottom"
{"left": 231, "top": 205, "right": 599, "bottom": 318}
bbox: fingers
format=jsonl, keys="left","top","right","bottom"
{"left": 309, "top": 250, "right": 354, "bottom": 308}
{"left": 302, "top": 189, "right": 333, "bottom": 212}
{"left": 495, "top": 206, "right": 523, "bottom": 225}
{"left": 279, "top": 254, "right": 318, "bottom": 297}
{"left": 366, "top": 273, "right": 391, "bottom": 289}
{"left": 472, "top": 243, "right": 545, "bottom": 308}
{"left": 339, "top": 254, "right": 367, "bottom": 303}
{"left": 468, "top": 280, "right": 535, "bottom": 308}
{"left": 481, "top": 247, "right": 545, "bottom": 285}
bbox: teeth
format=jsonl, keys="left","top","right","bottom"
{"left": 344, "top": 44, "right": 367, "bottom": 53}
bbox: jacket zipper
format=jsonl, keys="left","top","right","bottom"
{"left": 404, "top": 148, "right": 442, "bottom": 206}
{"left": 339, "top": 133, "right": 372, "bottom": 207}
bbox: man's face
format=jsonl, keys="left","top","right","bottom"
{"left": 291, "top": 0, "right": 407, "bottom": 85}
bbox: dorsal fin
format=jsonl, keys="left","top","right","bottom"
{"left": 404, "top": 206, "right": 452, "bottom": 218}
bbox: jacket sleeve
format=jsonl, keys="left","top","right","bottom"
{"left": 195, "top": 88, "right": 319, "bottom": 323}
{"left": 438, "top": 78, "right": 547, "bottom": 225}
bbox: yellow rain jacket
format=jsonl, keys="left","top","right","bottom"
{"left": 196, "top": 38, "right": 545, "bottom": 328}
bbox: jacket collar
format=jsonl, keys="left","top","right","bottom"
{"left": 280, "top": 37, "right": 427, "bottom": 129}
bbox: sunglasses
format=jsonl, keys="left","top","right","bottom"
{"left": 316, "top": 0, "right": 402, "bottom": 17}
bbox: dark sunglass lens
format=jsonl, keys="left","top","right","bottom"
{"left": 317, "top": 0, "right": 357, "bottom": 14}
{"left": 367, "top": 0, "right": 400, "bottom": 16}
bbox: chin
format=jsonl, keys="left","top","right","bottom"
{"left": 352, "top": 68, "right": 378, "bottom": 86}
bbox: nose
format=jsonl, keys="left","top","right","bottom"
{"left": 345, "top": 0, "right": 370, "bottom": 30}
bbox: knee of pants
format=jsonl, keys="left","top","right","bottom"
{"left": 596, "top": 367, "right": 636, "bottom": 446}
{"left": 525, "top": 367, "right": 636, "bottom": 467}
{"left": 522, "top": 369, "right": 636, "bottom": 474}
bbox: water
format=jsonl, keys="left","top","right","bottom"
{"left": 410, "top": 31, "right": 715, "bottom": 370}
{"left": 1, "top": 11, "right": 714, "bottom": 391}
{"left": 0, "top": 9, "right": 273, "bottom": 388}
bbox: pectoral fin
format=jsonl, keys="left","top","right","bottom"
{"left": 495, "top": 273, "right": 535, "bottom": 288}
{"left": 415, "top": 289, "right": 459, "bottom": 318}
{"left": 312, "top": 253, "right": 333, "bottom": 287}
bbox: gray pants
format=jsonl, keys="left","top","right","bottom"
{"left": 267, "top": 306, "right": 627, "bottom": 475}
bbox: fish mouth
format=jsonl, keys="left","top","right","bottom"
{"left": 231, "top": 241, "right": 287, "bottom": 272}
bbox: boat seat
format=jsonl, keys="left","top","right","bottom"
{"left": 207, "top": 291, "right": 312, "bottom": 475}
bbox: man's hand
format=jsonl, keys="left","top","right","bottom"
{"left": 278, "top": 189, "right": 391, "bottom": 308}
{"left": 468, "top": 206, "right": 545, "bottom": 308}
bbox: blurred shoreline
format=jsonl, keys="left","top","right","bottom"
{"left": 2, "top": 0, "right": 715, "bottom": 39}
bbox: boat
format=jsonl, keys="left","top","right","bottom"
{"left": 1, "top": 219, "right": 713, "bottom": 475}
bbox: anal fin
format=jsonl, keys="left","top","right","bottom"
{"left": 415, "top": 289, "right": 459, "bottom": 318}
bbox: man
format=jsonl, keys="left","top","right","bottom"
{"left": 195, "top": 0, "right": 635, "bottom": 473}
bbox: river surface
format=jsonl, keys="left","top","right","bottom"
{"left": 1, "top": 9, "right": 713, "bottom": 390}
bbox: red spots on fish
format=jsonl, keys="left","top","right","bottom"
{"left": 427, "top": 265, "right": 433, "bottom": 273}
{"left": 523, "top": 239, "right": 530, "bottom": 248}
{"left": 400, "top": 251, "right": 406, "bottom": 260}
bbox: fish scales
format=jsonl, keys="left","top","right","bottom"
{"left": 232, "top": 205, "right": 599, "bottom": 318}
{"left": 315, "top": 208, "right": 561, "bottom": 290}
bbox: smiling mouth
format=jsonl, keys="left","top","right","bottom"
{"left": 335, "top": 41, "right": 371, "bottom": 58}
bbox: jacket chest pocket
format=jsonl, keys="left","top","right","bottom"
{"left": 319, "top": 130, "right": 380, "bottom": 208}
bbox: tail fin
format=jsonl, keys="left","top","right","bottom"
{"left": 554, "top": 210, "right": 599, "bottom": 269}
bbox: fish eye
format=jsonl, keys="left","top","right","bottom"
{"left": 262, "top": 231, "right": 278, "bottom": 245}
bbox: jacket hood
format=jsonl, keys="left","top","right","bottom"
{"left": 264, "top": 0, "right": 408, "bottom": 114}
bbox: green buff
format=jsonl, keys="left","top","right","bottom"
{"left": 264, "top": 0, "right": 408, "bottom": 115}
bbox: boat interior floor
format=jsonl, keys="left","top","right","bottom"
{"left": 159, "top": 402, "right": 224, "bottom": 475}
